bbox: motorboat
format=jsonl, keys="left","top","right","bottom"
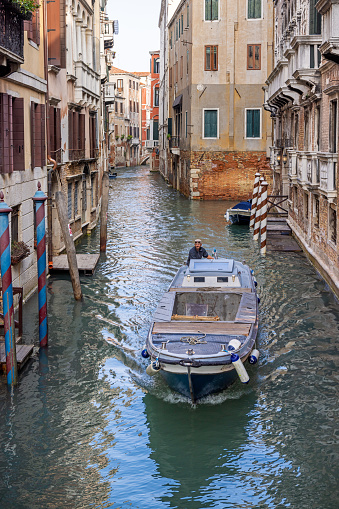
{"left": 109, "top": 171, "right": 117, "bottom": 179}
{"left": 143, "top": 258, "right": 259, "bottom": 403}
{"left": 225, "top": 200, "right": 251, "bottom": 224}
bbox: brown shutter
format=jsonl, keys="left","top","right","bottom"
{"left": 36, "top": 8, "right": 40, "bottom": 46}
{"left": 0, "top": 93, "right": 10, "bottom": 174}
{"left": 34, "top": 104, "right": 42, "bottom": 167}
{"left": 31, "top": 102, "right": 35, "bottom": 169}
{"left": 73, "top": 111, "right": 79, "bottom": 159}
{"left": 13, "top": 98, "right": 25, "bottom": 171}
{"left": 40, "top": 103, "right": 46, "bottom": 166}
{"left": 68, "top": 110, "right": 73, "bottom": 160}
{"left": 47, "top": 0, "right": 62, "bottom": 66}
{"left": 8, "top": 96, "right": 13, "bottom": 173}
{"left": 49, "top": 105, "right": 55, "bottom": 155}
{"left": 55, "top": 107, "right": 61, "bottom": 162}
{"left": 79, "top": 113, "right": 85, "bottom": 158}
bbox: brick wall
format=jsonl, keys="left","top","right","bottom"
{"left": 172, "top": 150, "right": 273, "bottom": 200}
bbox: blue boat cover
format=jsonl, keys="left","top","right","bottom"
{"left": 232, "top": 201, "right": 251, "bottom": 211}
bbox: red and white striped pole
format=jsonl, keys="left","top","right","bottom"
{"left": 260, "top": 181, "right": 268, "bottom": 256}
{"left": 253, "top": 177, "right": 264, "bottom": 241}
{"left": 250, "top": 172, "right": 261, "bottom": 229}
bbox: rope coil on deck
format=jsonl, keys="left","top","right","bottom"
{"left": 180, "top": 333, "right": 207, "bottom": 345}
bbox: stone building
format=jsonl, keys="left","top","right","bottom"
{"left": 265, "top": 0, "right": 339, "bottom": 296}
{"left": 0, "top": 1, "right": 48, "bottom": 300}
{"left": 159, "top": 0, "right": 274, "bottom": 200}
{"left": 109, "top": 67, "right": 141, "bottom": 167}
{"left": 148, "top": 51, "right": 160, "bottom": 171}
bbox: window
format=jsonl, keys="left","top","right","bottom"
{"left": 11, "top": 205, "right": 20, "bottom": 243}
{"left": 314, "top": 196, "right": 319, "bottom": 228}
{"left": 310, "top": 0, "right": 321, "bottom": 34}
{"left": 247, "top": 44, "right": 261, "bottom": 69}
{"left": 153, "top": 120, "right": 159, "bottom": 141}
{"left": 187, "top": 5, "right": 189, "bottom": 27}
{"left": 31, "top": 102, "right": 46, "bottom": 168}
{"left": 117, "top": 79, "right": 123, "bottom": 91}
{"left": 25, "top": 8, "right": 40, "bottom": 45}
{"left": 329, "top": 206, "right": 337, "bottom": 244}
{"left": 205, "top": 0, "right": 218, "bottom": 21}
{"left": 176, "top": 21, "right": 178, "bottom": 40}
{"left": 246, "top": 109, "right": 261, "bottom": 138}
{"left": 49, "top": 105, "right": 61, "bottom": 163}
{"left": 133, "top": 81, "right": 135, "bottom": 90}
{"left": 74, "top": 181, "right": 79, "bottom": 216}
{"left": 169, "top": 67, "right": 173, "bottom": 87}
{"left": 154, "top": 88, "right": 159, "bottom": 107}
{"left": 185, "top": 111, "right": 188, "bottom": 138}
{"left": 248, "top": 0, "right": 261, "bottom": 19}
{"left": 170, "top": 31, "right": 173, "bottom": 49}
{"left": 129, "top": 80, "right": 131, "bottom": 88}
{"left": 181, "top": 14, "right": 184, "bottom": 34}
{"left": 68, "top": 183, "right": 72, "bottom": 220}
{"left": 0, "top": 94, "right": 25, "bottom": 173}
{"left": 203, "top": 109, "right": 218, "bottom": 138}
{"left": 154, "top": 59, "right": 160, "bottom": 74}
{"left": 89, "top": 113, "right": 98, "bottom": 158}
{"left": 115, "top": 101, "right": 118, "bottom": 113}
{"left": 329, "top": 100, "right": 337, "bottom": 153}
{"left": 175, "top": 62, "right": 178, "bottom": 83}
{"left": 205, "top": 45, "right": 218, "bottom": 70}
{"left": 187, "top": 49, "right": 189, "bottom": 74}
{"left": 120, "top": 102, "right": 123, "bottom": 114}
{"left": 180, "top": 56, "right": 183, "bottom": 78}
{"left": 68, "top": 110, "right": 85, "bottom": 161}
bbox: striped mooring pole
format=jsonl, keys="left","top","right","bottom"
{"left": 260, "top": 181, "right": 268, "bottom": 256}
{"left": 0, "top": 192, "right": 18, "bottom": 385}
{"left": 33, "top": 182, "right": 48, "bottom": 348}
{"left": 250, "top": 172, "right": 261, "bottom": 229}
{"left": 253, "top": 177, "right": 264, "bottom": 241}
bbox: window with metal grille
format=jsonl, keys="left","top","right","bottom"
{"left": 11, "top": 205, "right": 20, "bottom": 243}
{"left": 205, "top": 46, "right": 218, "bottom": 71}
{"left": 74, "top": 181, "right": 78, "bottom": 216}
{"left": 154, "top": 88, "right": 159, "bottom": 106}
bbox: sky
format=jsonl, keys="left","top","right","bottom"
{"left": 107, "top": 0, "right": 161, "bottom": 73}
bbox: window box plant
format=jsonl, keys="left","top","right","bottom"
{"left": 11, "top": 241, "right": 30, "bottom": 265}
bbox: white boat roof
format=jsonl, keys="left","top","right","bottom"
{"left": 188, "top": 258, "right": 234, "bottom": 274}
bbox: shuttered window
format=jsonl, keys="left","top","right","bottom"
{"left": 154, "top": 88, "right": 159, "bottom": 106}
{"left": 49, "top": 106, "right": 61, "bottom": 163}
{"left": 47, "top": 0, "right": 66, "bottom": 67}
{"left": 204, "top": 110, "right": 218, "bottom": 138}
{"left": 247, "top": 45, "right": 261, "bottom": 70}
{"left": 31, "top": 102, "right": 46, "bottom": 169}
{"left": 68, "top": 110, "right": 85, "bottom": 160}
{"left": 153, "top": 121, "right": 159, "bottom": 141}
{"left": 25, "top": 9, "right": 40, "bottom": 45}
{"left": 205, "top": 0, "right": 218, "bottom": 21}
{"left": 89, "top": 114, "right": 98, "bottom": 158}
{"left": 0, "top": 94, "right": 25, "bottom": 173}
{"left": 74, "top": 181, "right": 79, "bottom": 216}
{"left": 248, "top": 0, "right": 261, "bottom": 19}
{"left": 246, "top": 109, "right": 261, "bottom": 138}
{"left": 68, "top": 182, "right": 72, "bottom": 220}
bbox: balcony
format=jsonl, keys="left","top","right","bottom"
{"left": 318, "top": 154, "right": 337, "bottom": 202}
{"left": 169, "top": 136, "right": 180, "bottom": 155}
{"left": 0, "top": 0, "right": 25, "bottom": 77}
{"left": 145, "top": 140, "right": 159, "bottom": 149}
{"left": 105, "top": 82, "right": 115, "bottom": 104}
{"left": 74, "top": 61, "right": 100, "bottom": 105}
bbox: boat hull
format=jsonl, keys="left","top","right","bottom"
{"left": 161, "top": 367, "right": 239, "bottom": 400}
{"left": 227, "top": 212, "right": 250, "bottom": 224}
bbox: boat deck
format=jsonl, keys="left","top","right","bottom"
{"left": 152, "top": 321, "right": 251, "bottom": 336}
{"left": 50, "top": 254, "right": 100, "bottom": 275}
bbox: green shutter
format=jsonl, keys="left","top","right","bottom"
{"left": 248, "top": 0, "right": 261, "bottom": 19}
{"left": 246, "top": 110, "right": 253, "bottom": 138}
{"left": 253, "top": 110, "right": 260, "bottom": 137}
{"left": 205, "top": 0, "right": 212, "bottom": 21}
{"left": 168, "top": 117, "right": 172, "bottom": 136}
{"left": 204, "top": 110, "right": 217, "bottom": 138}
{"left": 153, "top": 121, "right": 159, "bottom": 141}
{"left": 212, "top": 0, "right": 218, "bottom": 20}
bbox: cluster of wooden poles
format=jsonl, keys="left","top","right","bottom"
{"left": 0, "top": 172, "right": 110, "bottom": 386}
{"left": 249, "top": 173, "right": 268, "bottom": 256}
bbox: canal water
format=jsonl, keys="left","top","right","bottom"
{"left": 0, "top": 166, "right": 338, "bottom": 509}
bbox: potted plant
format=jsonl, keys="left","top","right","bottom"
{"left": 115, "top": 135, "right": 120, "bottom": 141}
{"left": 10, "top": 0, "right": 39, "bottom": 19}
{"left": 120, "top": 134, "right": 125, "bottom": 140}
{"left": 127, "top": 134, "right": 133, "bottom": 141}
{"left": 167, "top": 134, "right": 171, "bottom": 140}
{"left": 11, "top": 241, "right": 30, "bottom": 265}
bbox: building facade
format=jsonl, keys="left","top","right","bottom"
{"left": 265, "top": 0, "right": 339, "bottom": 296}
{"left": 109, "top": 67, "right": 141, "bottom": 167}
{"left": 148, "top": 51, "right": 160, "bottom": 171}
{"left": 159, "top": 0, "right": 274, "bottom": 199}
{"left": 0, "top": 2, "right": 47, "bottom": 300}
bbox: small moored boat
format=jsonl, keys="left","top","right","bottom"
{"left": 143, "top": 258, "right": 259, "bottom": 403}
{"left": 109, "top": 171, "right": 117, "bottom": 179}
{"left": 225, "top": 200, "right": 251, "bottom": 224}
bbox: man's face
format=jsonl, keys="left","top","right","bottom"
{"left": 195, "top": 241, "right": 201, "bottom": 251}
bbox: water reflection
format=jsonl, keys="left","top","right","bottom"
{"left": 0, "top": 166, "right": 338, "bottom": 509}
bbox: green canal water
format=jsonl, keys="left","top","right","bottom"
{"left": 0, "top": 166, "right": 338, "bottom": 508}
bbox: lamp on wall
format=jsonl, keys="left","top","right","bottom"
{"left": 282, "top": 153, "right": 288, "bottom": 165}
{"left": 277, "top": 153, "right": 281, "bottom": 163}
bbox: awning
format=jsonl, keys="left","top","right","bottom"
{"left": 172, "top": 94, "right": 183, "bottom": 108}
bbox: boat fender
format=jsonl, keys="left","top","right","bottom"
{"left": 249, "top": 349, "right": 260, "bottom": 365}
{"left": 146, "top": 360, "right": 161, "bottom": 376}
{"left": 226, "top": 211, "right": 229, "bottom": 221}
{"left": 257, "top": 296, "right": 260, "bottom": 304}
{"left": 231, "top": 354, "right": 250, "bottom": 384}
{"left": 141, "top": 348, "right": 149, "bottom": 359}
{"left": 254, "top": 279, "right": 258, "bottom": 287}
{"left": 228, "top": 339, "right": 242, "bottom": 352}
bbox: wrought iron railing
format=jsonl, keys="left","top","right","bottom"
{"left": 267, "top": 195, "right": 289, "bottom": 217}
{"left": 169, "top": 136, "right": 180, "bottom": 149}
{"left": 0, "top": 0, "right": 25, "bottom": 59}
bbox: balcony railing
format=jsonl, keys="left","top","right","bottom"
{"left": 90, "top": 147, "right": 99, "bottom": 159}
{"left": 0, "top": 0, "right": 25, "bottom": 63}
{"left": 169, "top": 136, "right": 180, "bottom": 149}
{"left": 69, "top": 148, "right": 86, "bottom": 161}
{"left": 145, "top": 140, "right": 159, "bottom": 149}
{"left": 105, "top": 82, "right": 115, "bottom": 104}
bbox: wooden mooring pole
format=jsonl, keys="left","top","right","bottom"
{"left": 0, "top": 192, "right": 18, "bottom": 385}
{"left": 100, "top": 172, "right": 109, "bottom": 252}
{"left": 253, "top": 177, "right": 264, "bottom": 241}
{"left": 55, "top": 191, "right": 82, "bottom": 301}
